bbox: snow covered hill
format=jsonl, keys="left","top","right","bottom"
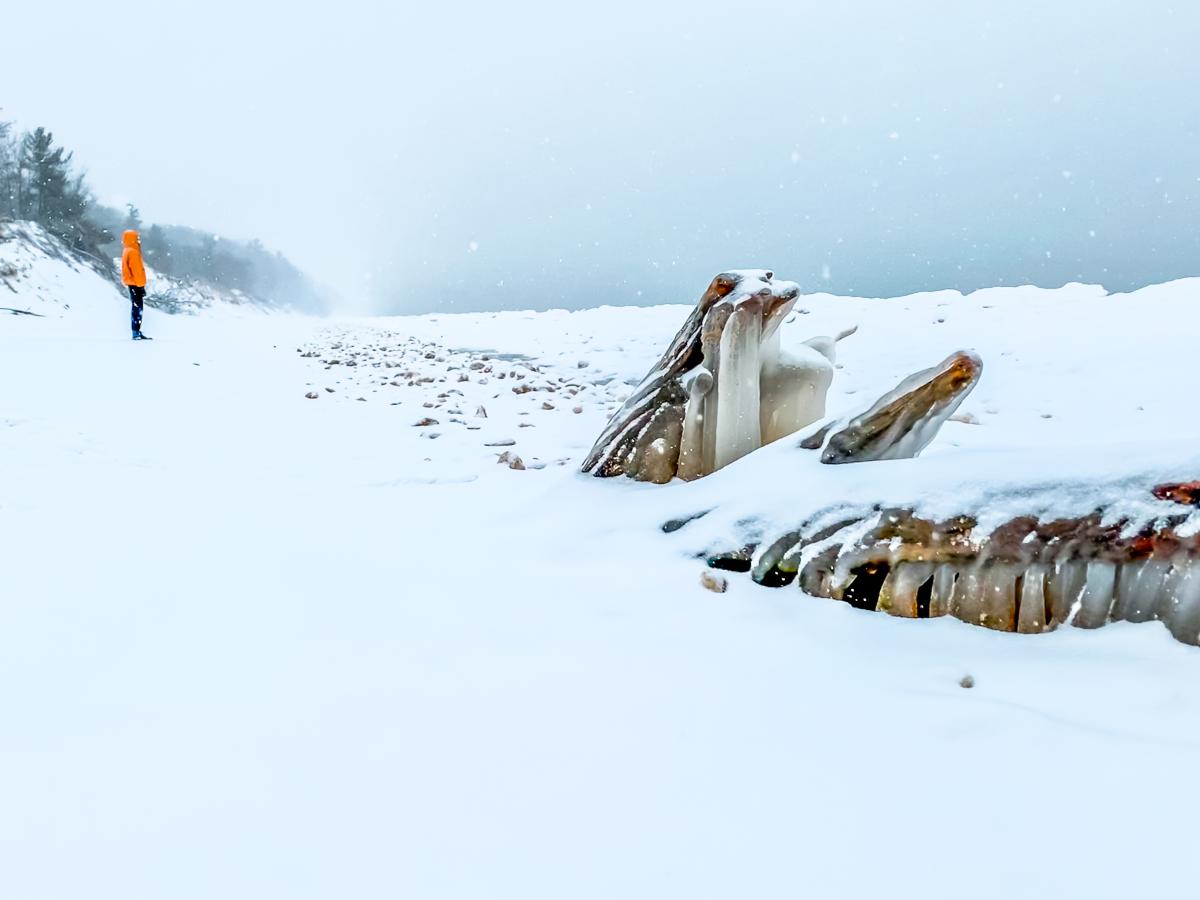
{"left": 0, "top": 220, "right": 118, "bottom": 320}
{"left": 0, "top": 219, "right": 276, "bottom": 324}
{"left": 4, "top": 274, "right": 1200, "bottom": 899}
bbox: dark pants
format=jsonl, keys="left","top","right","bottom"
{"left": 128, "top": 286, "right": 145, "bottom": 335}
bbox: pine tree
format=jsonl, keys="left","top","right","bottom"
{"left": 17, "top": 127, "right": 99, "bottom": 252}
{"left": 123, "top": 203, "right": 143, "bottom": 232}
{"left": 0, "top": 118, "right": 17, "bottom": 218}
{"left": 143, "top": 224, "right": 172, "bottom": 273}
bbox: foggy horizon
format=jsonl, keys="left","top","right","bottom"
{"left": 6, "top": 0, "right": 1198, "bottom": 314}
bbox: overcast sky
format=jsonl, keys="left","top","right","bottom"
{"left": 5, "top": 1, "right": 1198, "bottom": 313}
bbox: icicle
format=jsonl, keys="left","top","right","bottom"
{"left": 1072, "top": 561, "right": 1117, "bottom": 629}
{"left": 1112, "top": 559, "right": 1170, "bottom": 623}
{"left": 879, "top": 562, "right": 933, "bottom": 618}
{"left": 712, "top": 300, "right": 763, "bottom": 471}
{"left": 979, "top": 562, "right": 1021, "bottom": 631}
{"left": 677, "top": 370, "right": 712, "bottom": 482}
{"left": 1017, "top": 564, "right": 1049, "bottom": 633}
{"left": 929, "top": 564, "right": 957, "bottom": 618}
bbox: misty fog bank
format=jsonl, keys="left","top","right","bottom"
{"left": 5, "top": 1, "right": 1196, "bottom": 315}
{"left": 374, "top": 2, "right": 1200, "bottom": 314}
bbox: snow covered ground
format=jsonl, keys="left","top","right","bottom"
{"left": 5, "top": 262, "right": 1200, "bottom": 899}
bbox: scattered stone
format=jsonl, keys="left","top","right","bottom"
{"left": 512, "top": 383, "right": 533, "bottom": 394}
{"left": 304, "top": 392, "right": 319, "bottom": 400}
{"left": 518, "top": 422, "right": 535, "bottom": 428}
{"left": 959, "top": 674, "right": 975, "bottom": 689}
{"left": 414, "top": 417, "right": 439, "bottom": 427}
{"left": 508, "top": 455, "right": 526, "bottom": 470}
{"left": 356, "top": 397, "right": 366, "bottom": 402}
{"left": 324, "top": 387, "right": 335, "bottom": 393}
{"left": 949, "top": 412, "right": 979, "bottom": 425}
{"left": 484, "top": 439, "right": 516, "bottom": 447}
{"left": 541, "top": 401, "right": 555, "bottom": 410}
{"left": 577, "top": 360, "right": 589, "bottom": 368}
{"left": 475, "top": 405, "right": 488, "bottom": 418}
{"left": 700, "top": 571, "right": 728, "bottom": 593}
{"left": 573, "top": 406, "right": 583, "bottom": 414}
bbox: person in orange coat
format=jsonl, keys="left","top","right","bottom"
{"left": 121, "top": 230, "right": 151, "bottom": 340}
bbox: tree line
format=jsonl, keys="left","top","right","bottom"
{"left": 0, "top": 121, "right": 103, "bottom": 255}
{"left": 1, "top": 114, "right": 327, "bottom": 312}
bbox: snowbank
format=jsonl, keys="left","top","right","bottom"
{"left": 4, "top": 274, "right": 1200, "bottom": 899}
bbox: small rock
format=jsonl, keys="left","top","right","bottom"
{"left": 577, "top": 360, "right": 589, "bottom": 368}
{"left": 949, "top": 412, "right": 979, "bottom": 425}
{"left": 484, "top": 439, "right": 516, "bottom": 447}
{"left": 573, "top": 406, "right": 583, "bottom": 414}
{"left": 700, "top": 571, "right": 727, "bottom": 593}
{"left": 475, "top": 405, "right": 488, "bottom": 418}
{"left": 512, "top": 383, "right": 533, "bottom": 394}
{"left": 959, "top": 675, "right": 975, "bottom": 689}
{"left": 414, "top": 417, "right": 439, "bottom": 427}
{"left": 304, "top": 392, "right": 319, "bottom": 400}
{"left": 541, "top": 401, "right": 555, "bottom": 410}
{"left": 508, "top": 455, "right": 525, "bottom": 471}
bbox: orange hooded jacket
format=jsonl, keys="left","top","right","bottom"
{"left": 121, "top": 230, "right": 147, "bottom": 288}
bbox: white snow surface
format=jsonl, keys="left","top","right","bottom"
{"left": 5, "top": 267, "right": 1200, "bottom": 899}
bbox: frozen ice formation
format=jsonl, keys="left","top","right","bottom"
{"left": 698, "top": 496, "right": 1200, "bottom": 647}
{"left": 582, "top": 270, "right": 979, "bottom": 482}
{"left": 584, "top": 271, "right": 1200, "bottom": 647}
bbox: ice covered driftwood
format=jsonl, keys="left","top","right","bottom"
{"left": 582, "top": 270, "right": 979, "bottom": 482}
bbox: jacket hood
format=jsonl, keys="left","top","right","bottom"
{"left": 122, "top": 230, "right": 140, "bottom": 248}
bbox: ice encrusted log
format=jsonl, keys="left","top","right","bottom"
{"left": 818, "top": 351, "right": 983, "bottom": 465}
{"left": 583, "top": 270, "right": 802, "bottom": 480}
{"left": 696, "top": 491, "right": 1200, "bottom": 647}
